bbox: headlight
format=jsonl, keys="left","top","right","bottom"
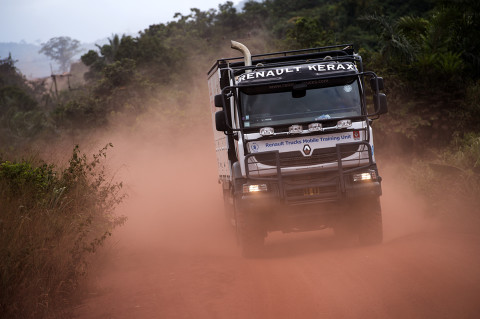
{"left": 243, "top": 184, "right": 268, "bottom": 193}
{"left": 259, "top": 127, "right": 274, "bottom": 136}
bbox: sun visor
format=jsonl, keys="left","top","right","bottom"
{"left": 237, "top": 62, "right": 358, "bottom": 94}
{"left": 236, "top": 62, "right": 358, "bottom": 86}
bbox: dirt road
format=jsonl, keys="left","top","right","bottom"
{"left": 74, "top": 136, "right": 480, "bottom": 319}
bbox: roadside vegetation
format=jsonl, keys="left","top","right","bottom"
{"left": 0, "top": 144, "right": 125, "bottom": 318}
{"left": 0, "top": 0, "right": 479, "bottom": 317}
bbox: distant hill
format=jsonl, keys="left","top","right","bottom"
{"left": 0, "top": 42, "right": 52, "bottom": 78}
{"left": 0, "top": 41, "right": 106, "bottom": 79}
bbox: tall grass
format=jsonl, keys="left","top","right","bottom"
{"left": 0, "top": 144, "right": 126, "bottom": 318}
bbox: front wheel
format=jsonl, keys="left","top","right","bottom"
{"left": 234, "top": 196, "right": 266, "bottom": 257}
{"left": 358, "top": 197, "right": 383, "bottom": 245}
{"left": 333, "top": 213, "right": 356, "bottom": 242}
{"left": 222, "top": 187, "right": 235, "bottom": 226}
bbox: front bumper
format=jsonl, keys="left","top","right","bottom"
{"left": 241, "top": 173, "right": 382, "bottom": 206}
{"left": 242, "top": 141, "right": 382, "bottom": 205}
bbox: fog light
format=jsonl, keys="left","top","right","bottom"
{"left": 243, "top": 184, "right": 268, "bottom": 193}
{"left": 353, "top": 172, "right": 372, "bottom": 182}
{"left": 353, "top": 170, "right": 377, "bottom": 182}
{"left": 260, "top": 127, "right": 274, "bottom": 136}
{"left": 289, "top": 124, "right": 303, "bottom": 134}
{"left": 308, "top": 123, "right": 322, "bottom": 132}
{"left": 337, "top": 119, "right": 352, "bottom": 128}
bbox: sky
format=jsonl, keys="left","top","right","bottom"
{"left": 0, "top": 0, "right": 242, "bottom": 44}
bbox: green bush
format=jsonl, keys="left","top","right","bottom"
{"left": 409, "top": 133, "right": 480, "bottom": 218}
{"left": 0, "top": 144, "right": 125, "bottom": 318}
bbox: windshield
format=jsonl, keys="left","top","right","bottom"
{"left": 240, "top": 81, "right": 362, "bottom": 128}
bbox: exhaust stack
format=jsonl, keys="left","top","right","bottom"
{"left": 231, "top": 40, "right": 252, "bottom": 73}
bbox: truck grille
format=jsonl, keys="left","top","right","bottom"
{"left": 252, "top": 144, "right": 360, "bottom": 167}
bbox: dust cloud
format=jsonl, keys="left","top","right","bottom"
{"left": 71, "top": 96, "right": 480, "bottom": 318}
{"left": 107, "top": 126, "right": 236, "bottom": 257}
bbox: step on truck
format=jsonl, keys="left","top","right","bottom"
{"left": 207, "top": 42, "right": 388, "bottom": 257}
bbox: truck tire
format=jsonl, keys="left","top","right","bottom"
{"left": 333, "top": 213, "right": 357, "bottom": 242}
{"left": 222, "top": 188, "right": 235, "bottom": 226}
{"left": 358, "top": 197, "right": 383, "bottom": 245}
{"left": 234, "top": 196, "right": 265, "bottom": 257}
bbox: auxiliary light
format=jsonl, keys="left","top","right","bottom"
{"left": 337, "top": 119, "right": 352, "bottom": 128}
{"left": 259, "top": 127, "right": 274, "bottom": 136}
{"left": 308, "top": 123, "right": 322, "bottom": 132}
{"left": 289, "top": 124, "right": 303, "bottom": 134}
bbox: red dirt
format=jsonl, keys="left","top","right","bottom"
{"left": 73, "top": 129, "right": 480, "bottom": 319}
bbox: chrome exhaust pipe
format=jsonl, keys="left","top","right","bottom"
{"left": 231, "top": 40, "right": 252, "bottom": 73}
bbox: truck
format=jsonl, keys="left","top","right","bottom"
{"left": 207, "top": 42, "right": 388, "bottom": 257}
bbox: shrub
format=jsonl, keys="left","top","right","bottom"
{"left": 409, "top": 133, "right": 480, "bottom": 219}
{"left": 0, "top": 144, "right": 125, "bottom": 318}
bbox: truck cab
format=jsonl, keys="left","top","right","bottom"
{"left": 207, "top": 42, "right": 387, "bottom": 256}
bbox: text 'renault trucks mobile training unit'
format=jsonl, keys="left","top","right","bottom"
{"left": 207, "top": 41, "right": 388, "bottom": 257}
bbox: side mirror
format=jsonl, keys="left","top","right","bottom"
{"left": 214, "top": 94, "right": 223, "bottom": 108}
{"left": 370, "top": 77, "right": 384, "bottom": 91}
{"left": 374, "top": 93, "right": 388, "bottom": 115}
{"left": 215, "top": 111, "right": 228, "bottom": 131}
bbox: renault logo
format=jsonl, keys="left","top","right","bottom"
{"left": 303, "top": 144, "right": 312, "bottom": 156}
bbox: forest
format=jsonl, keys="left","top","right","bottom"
{"left": 1, "top": 0, "right": 479, "bottom": 317}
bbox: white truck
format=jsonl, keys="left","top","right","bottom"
{"left": 207, "top": 42, "right": 388, "bottom": 256}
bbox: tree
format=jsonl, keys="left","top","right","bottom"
{"left": 0, "top": 54, "right": 20, "bottom": 87}
{"left": 242, "top": 1, "right": 269, "bottom": 29}
{"left": 360, "top": 14, "right": 416, "bottom": 64}
{"left": 39, "top": 36, "right": 82, "bottom": 73}
{"left": 96, "top": 34, "right": 122, "bottom": 64}
{"left": 285, "top": 16, "right": 333, "bottom": 49}
{"left": 215, "top": 1, "right": 240, "bottom": 33}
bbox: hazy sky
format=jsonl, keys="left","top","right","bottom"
{"left": 1, "top": 0, "right": 241, "bottom": 44}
